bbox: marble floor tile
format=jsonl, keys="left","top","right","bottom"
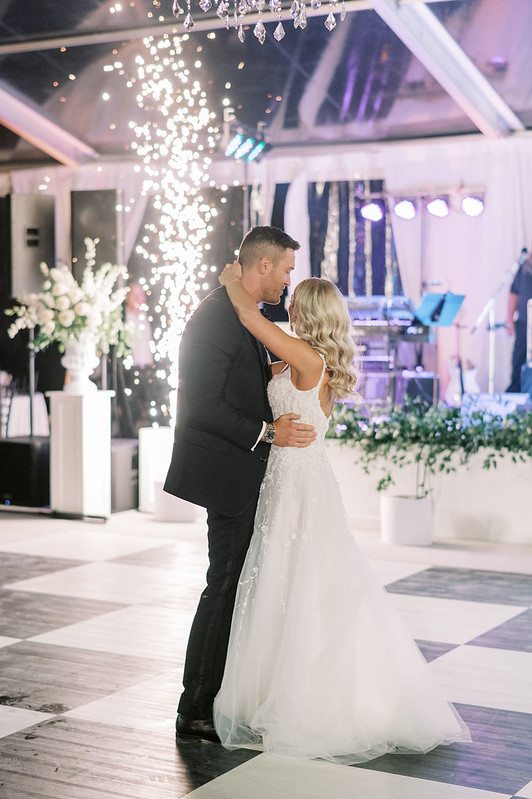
{"left": 0, "top": 705, "right": 55, "bottom": 738}
{"left": 28, "top": 604, "right": 192, "bottom": 663}
{"left": 429, "top": 645, "right": 532, "bottom": 713}
{"left": 387, "top": 567, "right": 532, "bottom": 606}
{"left": 0, "top": 529, "right": 172, "bottom": 562}
{"left": 517, "top": 781, "right": 532, "bottom": 798}
{"left": 5, "top": 561, "right": 183, "bottom": 604}
{"left": 182, "top": 753, "right": 511, "bottom": 799}
{"left": 390, "top": 593, "right": 526, "bottom": 644}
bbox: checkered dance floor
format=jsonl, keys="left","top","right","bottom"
{"left": 0, "top": 509, "right": 531, "bottom": 798}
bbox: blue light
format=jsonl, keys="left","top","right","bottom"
{"left": 246, "top": 141, "right": 266, "bottom": 162}
{"left": 224, "top": 133, "right": 244, "bottom": 157}
{"left": 234, "top": 137, "right": 255, "bottom": 159}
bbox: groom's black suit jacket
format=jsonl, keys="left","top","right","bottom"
{"left": 164, "top": 286, "right": 273, "bottom": 516}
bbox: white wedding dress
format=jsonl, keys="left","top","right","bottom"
{"left": 213, "top": 358, "right": 470, "bottom": 764}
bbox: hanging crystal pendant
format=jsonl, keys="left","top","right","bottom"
{"left": 270, "top": 0, "right": 280, "bottom": 12}
{"left": 199, "top": 0, "right": 212, "bottom": 10}
{"left": 340, "top": 0, "right": 346, "bottom": 19}
{"left": 256, "top": 0, "right": 265, "bottom": 9}
{"left": 274, "top": 21, "right": 285, "bottom": 40}
{"left": 298, "top": 5, "right": 307, "bottom": 28}
{"left": 290, "top": 0, "right": 299, "bottom": 17}
{"left": 238, "top": 23, "right": 246, "bottom": 41}
{"left": 172, "top": 0, "right": 184, "bottom": 16}
{"left": 324, "top": 10, "right": 336, "bottom": 29}
{"left": 217, "top": 0, "right": 228, "bottom": 16}
{"left": 183, "top": 11, "right": 196, "bottom": 29}
{"left": 310, "top": 0, "right": 321, "bottom": 7}
{"left": 254, "top": 18, "right": 266, "bottom": 43}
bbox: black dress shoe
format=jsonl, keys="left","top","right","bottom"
{"left": 176, "top": 714, "right": 220, "bottom": 743}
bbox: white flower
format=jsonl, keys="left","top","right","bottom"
{"left": 54, "top": 295, "right": 71, "bottom": 311}
{"left": 58, "top": 309, "right": 75, "bottom": 328}
{"left": 36, "top": 306, "right": 54, "bottom": 325}
{"left": 74, "top": 301, "right": 91, "bottom": 317}
{"left": 52, "top": 282, "right": 67, "bottom": 297}
{"left": 41, "top": 321, "right": 55, "bottom": 337}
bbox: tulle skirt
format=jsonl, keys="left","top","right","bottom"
{"left": 214, "top": 447, "right": 471, "bottom": 764}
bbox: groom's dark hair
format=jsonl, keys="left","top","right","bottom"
{"left": 239, "top": 226, "right": 300, "bottom": 268}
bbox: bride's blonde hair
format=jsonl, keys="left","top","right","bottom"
{"left": 290, "top": 278, "right": 359, "bottom": 400}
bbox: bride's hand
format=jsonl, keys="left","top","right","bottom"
{"left": 219, "top": 261, "right": 242, "bottom": 286}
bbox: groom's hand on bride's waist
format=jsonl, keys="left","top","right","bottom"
{"left": 271, "top": 413, "right": 316, "bottom": 448}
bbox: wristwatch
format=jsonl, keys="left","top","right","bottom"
{"left": 264, "top": 423, "right": 276, "bottom": 444}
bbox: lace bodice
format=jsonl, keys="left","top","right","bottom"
{"left": 267, "top": 356, "right": 330, "bottom": 447}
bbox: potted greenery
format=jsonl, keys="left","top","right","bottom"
{"left": 326, "top": 397, "right": 532, "bottom": 545}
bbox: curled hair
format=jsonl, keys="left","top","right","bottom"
{"left": 291, "top": 278, "right": 359, "bottom": 400}
{"left": 239, "top": 226, "right": 300, "bottom": 267}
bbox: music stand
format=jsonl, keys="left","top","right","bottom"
{"left": 414, "top": 293, "right": 465, "bottom": 405}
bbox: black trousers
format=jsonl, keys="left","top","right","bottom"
{"left": 507, "top": 320, "right": 527, "bottom": 393}
{"left": 177, "top": 491, "right": 259, "bottom": 721}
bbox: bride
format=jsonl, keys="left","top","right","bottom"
{"left": 213, "top": 263, "right": 470, "bottom": 765}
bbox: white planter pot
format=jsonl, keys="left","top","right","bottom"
{"left": 380, "top": 493, "right": 433, "bottom": 546}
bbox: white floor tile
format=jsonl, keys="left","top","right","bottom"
{"left": 65, "top": 669, "right": 181, "bottom": 731}
{"left": 0, "top": 636, "right": 21, "bottom": 648}
{"left": 183, "top": 753, "right": 511, "bottom": 799}
{"left": 390, "top": 593, "right": 526, "bottom": 644}
{"left": 28, "top": 604, "right": 192, "bottom": 662}
{"left": 0, "top": 706, "right": 55, "bottom": 739}
{"left": 516, "top": 781, "right": 532, "bottom": 798}
{"left": 367, "top": 558, "right": 428, "bottom": 586}
{"left": 429, "top": 644, "right": 532, "bottom": 713}
{"left": 0, "top": 529, "right": 171, "bottom": 561}
{"left": 5, "top": 561, "right": 182, "bottom": 604}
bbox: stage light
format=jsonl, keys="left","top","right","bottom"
{"left": 224, "top": 133, "right": 243, "bottom": 157}
{"left": 234, "top": 137, "right": 255, "bottom": 159}
{"left": 393, "top": 199, "right": 417, "bottom": 221}
{"left": 461, "top": 195, "right": 484, "bottom": 217}
{"left": 360, "top": 201, "right": 384, "bottom": 222}
{"left": 246, "top": 141, "right": 266, "bottom": 162}
{"left": 426, "top": 197, "right": 449, "bottom": 218}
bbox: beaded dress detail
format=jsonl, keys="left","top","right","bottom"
{"left": 214, "top": 356, "right": 470, "bottom": 764}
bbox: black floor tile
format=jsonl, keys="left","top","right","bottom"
{"left": 468, "top": 608, "right": 532, "bottom": 653}
{"left": 387, "top": 567, "right": 532, "bottom": 606}
{"left": 0, "top": 589, "right": 125, "bottom": 638}
{"left": 0, "top": 553, "right": 84, "bottom": 586}
{"left": 356, "top": 703, "right": 532, "bottom": 795}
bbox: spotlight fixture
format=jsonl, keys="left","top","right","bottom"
{"left": 360, "top": 201, "right": 384, "bottom": 222}
{"left": 461, "top": 195, "right": 484, "bottom": 218}
{"left": 426, "top": 196, "right": 450, "bottom": 218}
{"left": 223, "top": 122, "right": 271, "bottom": 163}
{"left": 393, "top": 199, "right": 417, "bottom": 221}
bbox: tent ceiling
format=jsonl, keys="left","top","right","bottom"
{"left": 0, "top": 0, "right": 530, "bottom": 168}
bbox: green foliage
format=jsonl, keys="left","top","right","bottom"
{"left": 327, "top": 397, "right": 532, "bottom": 498}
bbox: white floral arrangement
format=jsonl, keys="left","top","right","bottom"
{"left": 7, "top": 238, "right": 132, "bottom": 356}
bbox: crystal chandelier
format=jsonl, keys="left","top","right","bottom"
{"left": 172, "top": 0, "right": 347, "bottom": 44}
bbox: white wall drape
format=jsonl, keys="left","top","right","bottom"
{"left": 4, "top": 130, "right": 532, "bottom": 392}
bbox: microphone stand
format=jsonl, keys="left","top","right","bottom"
{"left": 471, "top": 249, "right": 527, "bottom": 394}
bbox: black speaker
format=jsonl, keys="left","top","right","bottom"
{"left": 0, "top": 436, "right": 50, "bottom": 507}
{"left": 397, "top": 370, "right": 439, "bottom": 407}
{"left": 71, "top": 190, "right": 124, "bottom": 279}
{"left": 0, "top": 194, "right": 55, "bottom": 300}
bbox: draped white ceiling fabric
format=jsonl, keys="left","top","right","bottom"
{"left": 6, "top": 130, "right": 532, "bottom": 392}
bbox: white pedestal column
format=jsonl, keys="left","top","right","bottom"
{"left": 48, "top": 391, "right": 114, "bottom": 518}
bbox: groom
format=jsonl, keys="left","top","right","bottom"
{"left": 164, "top": 226, "right": 316, "bottom": 742}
